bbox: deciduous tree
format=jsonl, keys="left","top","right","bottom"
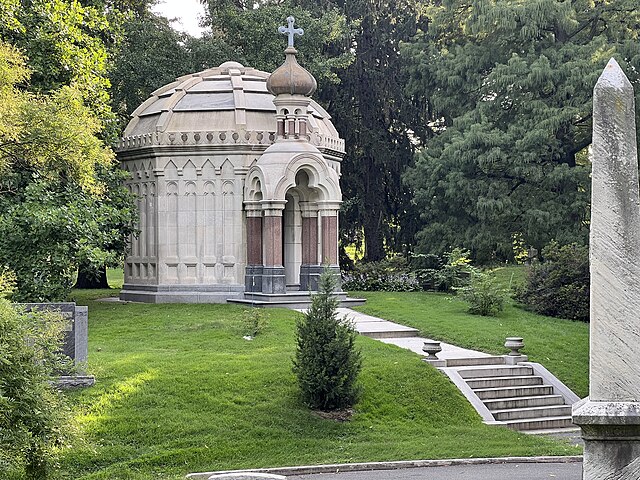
{"left": 0, "top": 42, "right": 135, "bottom": 300}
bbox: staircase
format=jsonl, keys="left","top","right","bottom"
{"left": 441, "top": 356, "right": 576, "bottom": 432}
{"left": 228, "top": 291, "right": 365, "bottom": 309}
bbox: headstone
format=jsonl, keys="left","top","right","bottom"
{"left": 17, "top": 302, "right": 94, "bottom": 387}
{"left": 572, "top": 58, "right": 640, "bottom": 479}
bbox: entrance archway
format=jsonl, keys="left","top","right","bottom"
{"left": 283, "top": 170, "right": 318, "bottom": 289}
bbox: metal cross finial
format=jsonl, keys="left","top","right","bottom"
{"left": 278, "top": 16, "right": 303, "bottom": 48}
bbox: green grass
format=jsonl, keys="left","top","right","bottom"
{"left": 351, "top": 266, "right": 589, "bottom": 398}
{"left": 106, "top": 268, "right": 124, "bottom": 289}
{"left": 59, "top": 289, "right": 579, "bottom": 480}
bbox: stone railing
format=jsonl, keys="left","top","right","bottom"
{"left": 118, "top": 130, "right": 346, "bottom": 154}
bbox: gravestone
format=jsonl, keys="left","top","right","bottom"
{"left": 18, "top": 302, "right": 94, "bottom": 388}
{"left": 572, "top": 58, "right": 640, "bottom": 479}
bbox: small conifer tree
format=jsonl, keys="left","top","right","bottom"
{"left": 293, "top": 269, "right": 362, "bottom": 410}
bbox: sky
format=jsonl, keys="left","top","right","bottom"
{"left": 151, "top": 0, "right": 207, "bottom": 37}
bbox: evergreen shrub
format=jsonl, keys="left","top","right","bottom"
{"left": 514, "top": 241, "right": 589, "bottom": 322}
{"left": 293, "top": 270, "right": 362, "bottom": 410}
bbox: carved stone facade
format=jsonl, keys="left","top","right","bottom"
{"left": 117, "top": 60, "right": 345, "bottom": 303}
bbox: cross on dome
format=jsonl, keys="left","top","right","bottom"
{"left": 278, "top": 16, "right": 303, "bottom": 48}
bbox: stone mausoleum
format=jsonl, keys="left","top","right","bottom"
{"left": 117, "top": 19, "right": 359, "bottom": 306}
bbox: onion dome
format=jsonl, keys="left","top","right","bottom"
{"left": 266, "top": 46, "right": 317, "bottom": 97}
{"left": 266, "top": 16, "right": 317, "bottom": 97}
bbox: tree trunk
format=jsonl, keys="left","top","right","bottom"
{"left": 363, "top": 214, "right": 385, "bottom": 262}
{"left": 75, "top": 263, "right": 109, "bottom": 289}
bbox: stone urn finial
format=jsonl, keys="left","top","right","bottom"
{"left": 422, "top": 340, "right": 442, "bottom": 360}
{"left": 505, "top": 337, "right": 524, "bottom": 356}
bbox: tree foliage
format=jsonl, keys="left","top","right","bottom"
{"left": 0, "top": 296, "right": 70, "bottom": 478}
{"left": 0, "top": 42, "right": 136, "bottom": 301}
{"left": 202, "top": 1, "right": 353, "bottom": 91}
{"left": 293, "top": 269, "right": 361, "bottom": 410}
{"left": 312, "top": 0, "right": 429, "bottom": 261}
{"left": 403, "top": 0, "right": 640, "bottom": 263}
{"left": 109, "top": 10, "right": 200, "bottom": 126}
{"left": 0, "top": 0, "right": 118, "bottom": 136}
{"left": 200, "top": 0, "right": 429, "bottom": 261}
{"left": 515, "top": 241, "right": 589, "bottom": 322}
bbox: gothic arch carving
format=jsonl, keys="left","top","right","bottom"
{"left": 244, "top": 166, "right": 266, "bottom": 202}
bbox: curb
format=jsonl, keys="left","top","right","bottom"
{"left": 186, "top": 455, "right": 583, "bottom": 478}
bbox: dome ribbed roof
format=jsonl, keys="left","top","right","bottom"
{"left": 121, "top": 61, "right": 336, "bottom": 141}
{"left": 266, "top": 47, "right": 317, "bottom": 97}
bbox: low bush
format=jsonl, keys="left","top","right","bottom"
{"left": 0, "top": 298, "right": 70, "bottom": 478}
{"left": 341, "top": 256, "right": 420, "bottom": 292}
{"left": 457, "top": 271, "right": 506, "bottom": 316}
{"left": 240, "top": 307, "right": 268, "bottom": 338}
{"left": 514, "top": 241, "right": 589, "bottom": 321}
{"left": 411, "top": 248, "right": 473, "bottom": 292}
{"left": 293, "top": 270, "right": 362, "bottom": 410}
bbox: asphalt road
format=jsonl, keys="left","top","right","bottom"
{"left": 286, "top": 462, "right": 582, "bottom": 480}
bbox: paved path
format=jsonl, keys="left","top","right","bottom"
{"left": 287, "top": 462, "right": 582, "bottom": 479}
{"left": 336, "top": 308, "right": 491, "bottom": 359}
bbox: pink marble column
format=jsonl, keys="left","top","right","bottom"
{"left": 321, "top": 215, "right": 338, "bottom": 265}
{"left": 302, "top": 216, "right": 318, "bottom": 265}
{"left": 263, "top": 215, "right": 283, "bottom": 267}
{"left": 287, "top": 118, "right": 296, "bottom": 138}
{"left": 246, "top": 216, "right": 263, "bottom": 265}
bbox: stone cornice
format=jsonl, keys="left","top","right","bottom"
{"left": 117, "top": 130, "right": 345, "bottom": 158}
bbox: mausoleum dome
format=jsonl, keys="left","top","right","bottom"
{"left": 119, "top": 61, "right": 343, "bottom": 156}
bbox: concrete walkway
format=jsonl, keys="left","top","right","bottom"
{"left": 339, "top": 307, "right": 582, "bottom": 438}
{"left": 191, "top": 458, "right": 584, "bottom": 480}
{"left": 337, "top": 308, "right": 491, "bottom": 360}
{"left": 287, "top": 461, "right": 582, "bottom": 479}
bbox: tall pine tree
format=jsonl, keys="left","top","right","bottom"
{"left": 404, "top": 0, "right": 640, "bottom": 262}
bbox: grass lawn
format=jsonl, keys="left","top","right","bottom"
{"left": 58, "top": 288, "right": 579, "bottom": 480}
{"left": 350, "top": 266, "right": 589, "bottom": 398}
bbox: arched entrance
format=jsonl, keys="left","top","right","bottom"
{"left": 282, "top": 170, "right": 322, "bottom": 290}
{"left": 283, "top": 191, "right": 301, "bottom": 288}
{"left": 243, "top": 150, "right": 341, "bottom": 295}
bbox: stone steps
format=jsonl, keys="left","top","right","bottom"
{"left": 458, "top": 365, "right": 533, "bottom": 379}
{"left": 452, "top": 358, "right": 575, "bottom": 432}
{"left": 474, "top": 385, "right": 555, "bottom": 400}
{"left": 492, "top": 405, "right": 572, "bottom": 421}
{"left": 445, "top": 357, "right": 506, "bottom": 367}
{"left": 228, "top": 292, "right": 366, "bottom": 309}
{"left": 503, "top": 416, "right": 575, "bottom": 431}
{"left": 483, "top": 394, "right": 566, "bottom": 410}
{"left": 465, "top": 375, "right": 543, "bottom": 389}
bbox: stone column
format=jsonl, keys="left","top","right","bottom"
{"left": 299, "top": 201, "right": 321, "bottom": 291}
{"left": 244, "top": 201, "right": 263, "bottom": 292}
{"left": 318, "top": 201, "right": 342, "bottom": 289}
{"left": 572, "top": 58, "right": 640, "bottom": 480}
{"left": 261, "top": 200, "right": 287, "bottom": 294}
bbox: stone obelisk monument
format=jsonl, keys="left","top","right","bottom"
{"left": 572, "top": 58, "right": 640, "bottom": 479}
